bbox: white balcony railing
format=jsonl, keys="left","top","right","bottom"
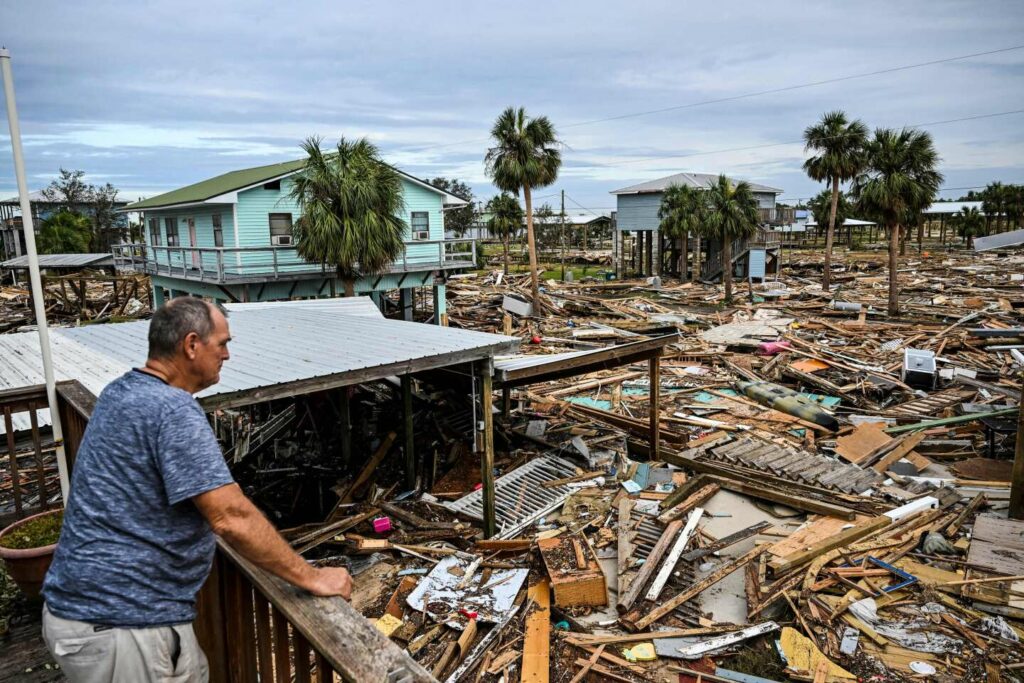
{"left": 111, "top": 240, "right": 477, "bottom": 284}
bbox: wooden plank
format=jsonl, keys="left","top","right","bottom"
{"left": 294, "top": 629, "right": 313, "bottom": 681}
{"left": 626, "top": 545, "right": 766, "bottom": 631}
{"left": 217, "top": 542, "right": 433, "bottom": 682}
{"left": 967, "top": 515, "right": 1024, "bottom": 576}
{"left": 649, "top": 354, "right": 661, "bottom": 460}
{"left": 252, "top": 591, "right": 274, "bottom": 682}
{"left": 657, "top": 483, "right": 719, "bottom": 524}
{"left": 272, "top": 606, "right": 292, "bottom": 683}
{"left": 871, "top": 432, "right": 926, "bottom": 473}
{"left": 768, "top": 517, "right": 891, "bottom": 575}
{"left": 616, "top": 518, "right": 684, "bottom": 614}
{"left": 646, "top": 508, "right": 703, "bottom": 601}
{"left": 567, "top": 645, "right": 604, "bottom": 683}
{"left": 522, "top": 580, "right": 551, "bottom": 683}
{"left": 616, "top": 497, "right": 634, "bottom": 582}
{"left": 681, "top": 521, "right": 772, "bottom": 563}
{"left": 481, "top": 365, "right": 496, "bottom": 538}
{"left": 332, "top": 432, "right": 396, "bottom": 509}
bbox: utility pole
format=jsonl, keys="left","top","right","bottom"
{"left": 560, "top": 190, "right": 566, "bottom": 281}
{"left": 1, "top": 48, "right": 70, "bottom": 501}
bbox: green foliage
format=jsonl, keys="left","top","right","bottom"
{"left": 807, "top": 189, "right": 851, "bottom": 231}
{"left": 532, "top": 203, "right": 561, "bottom": 252}
{"left": 852, "top": 128, "right": 944, "bottom": 230}
{"left": 705, "top": 175, "right": 759, "bottom": 302}
{"left": 484, "top": 106, "right": 561, "bottom": 302}
{"left": 289, "top": 136, "right": 407, "bottom": 291}
{"left": 0, "top": 511, "right": 63, "bottom": 549}
{"left": 429, "top": 177, "right": 475, "bottom": 237}
{"left": 658, "top": 184, "right": 707, "bottom": 240}
{"left": 485, "top": 193, "right": 523, "bottom": 241}
{"left": 41, "top": 168, "right": 126, "bottom": 249}
{"left": 803, "top": 111, "right": 869, "bottom": 186}
{"left": 37, "top": 211, "right": 92, "bottom": 254}
{"left": 981, "top": 181, "right": 1024, "bottom": 232}
{"left": 952, "top": 206, "right": 985, "bottom": 240}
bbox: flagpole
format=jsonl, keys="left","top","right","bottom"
{"left": 1, "top": 47, "right": 70, "bottom": 502}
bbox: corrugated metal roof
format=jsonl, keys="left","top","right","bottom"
{"left": 973, "top": 227, "right": 1024, "bottom": 252}
{"left": 611, "top": 172, "right": 782, "bottom": 195}
{"left": 924, "top": 201, "right": 984, "bottom": 215}
{"left": 2, "top": 253, "right": 115, "bottom": 269}
{"left": 223, "top": 297, "right": 384, "bottom": 318}
{"left": 0, "top": 300, "right": 518, "bottom": 433}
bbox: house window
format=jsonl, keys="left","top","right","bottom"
{"left": 411, "top": 211, "right": 429, "bottom": 240}
{"left": 148, "top": 218, "right": 161, "bottom": 246}
{"left": 212, "top": 214, "right": 224, "bottom": 247}
{"left": 263, "top": 180, "right": 281, "bottom": 191}
{"left": 164, "top": 217, "right": 179, "bottom": 247}
{"left": 269, "top": 213, "right": 293, "bottom": 246}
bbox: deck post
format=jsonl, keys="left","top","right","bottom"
{"left": 402, "top": 374, "right": 415, "bottom": 490}
{"left": 649, "top": 354, "right": 661, "bottom": 461}
{"left": 432, "top": 282, "right": 447, "bottom": 326}
{"left": 479, "top": 361, "right": 496, "bottom": 538}
{"left": 399, "top": 288, "right": 413, "bottom": 321}
{"left": 339, "top": 388, "right": 352, "bottom": 469}
{"left": 1010, "top": 374, "right": 1024, "bottom": 519}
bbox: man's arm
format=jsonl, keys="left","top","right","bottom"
{"left": 193, "top": 483, "right": 352, "bottom": 600}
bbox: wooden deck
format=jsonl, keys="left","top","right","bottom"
{"left": 0, "top": 608, "right": 62, "bottom": 683}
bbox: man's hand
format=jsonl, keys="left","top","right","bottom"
{"left": 306, "top": 567, "right": 353, "bottom": 600}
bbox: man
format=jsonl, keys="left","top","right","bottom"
{"left": 42, "top": 298, "right": 351, "bottom": 682}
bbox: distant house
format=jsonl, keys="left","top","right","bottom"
{"left": 115, "top": 158, "right": 472, "bottom": 323}
{"left": 0, "top": 190, "right": 131, "bottom": 260}
{"left": 610, "top": 172, "right": 786, "bottom": 282}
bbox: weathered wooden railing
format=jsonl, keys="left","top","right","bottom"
{"left": 195, "top": 541, "right": 434, "bottom": 683}
{"left": 0, "top": 381, "right": 94, "bottom": 527}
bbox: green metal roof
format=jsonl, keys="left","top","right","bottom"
{"left": 125, "top": 158, "right": 308, "bottom": 210}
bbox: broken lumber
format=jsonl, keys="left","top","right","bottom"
{"left": 522, "top": 580, "right": 551, "bottom": 682}
{"left": 768, "top": 516, "right": 891, "bottom": 575}
{"left": 616, "top": 517, "right": 684, "bottom": 614}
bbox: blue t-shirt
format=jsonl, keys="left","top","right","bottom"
{"left": 43, "top": 369, "right": 234, "bottom": 627}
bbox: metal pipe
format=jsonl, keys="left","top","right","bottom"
{"left": 0, "top": 48, "right": 70, "bottom": 500}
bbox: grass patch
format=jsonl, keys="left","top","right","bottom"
{"left": 722, "top": 643, "right": 787, "bottom": 679}
{"left": 0, "top": 511, "right": 63, "bottom": 549}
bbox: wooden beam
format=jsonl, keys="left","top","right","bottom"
{"left": 626, "top": 545, "right": 766, "bottom": 632}
{"left": 649, "top": 354, "right": 661, "bottom": 460}
{"left": 480, "top": 362, "right": 496, "bottom": 538}
{"left": 1011, "top": 380, "right": 1024, "bottom": 520}
{"left": 522, "top": 579, "right": 551, "bottom": 683}
{"left": 617, "top": 498, "right": 634, "bottom": 585}
{"left": 401, "top": 374, "right": 415, "bottom": 490}
{"left": 768, "top": 516, "right": 891, "bottom": 575}
{"left": 616, "top": 518, "right": 684, "bottom": 614}
{"left": 646, "top": 507, "right": 703, "bottom": 601}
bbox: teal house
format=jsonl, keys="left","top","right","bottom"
{"left": 115, "top": 159, "right": 475, "bottom": 323}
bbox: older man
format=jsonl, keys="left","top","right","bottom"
{"left": 42, "top": 298, "right": 351, "bottom": 682}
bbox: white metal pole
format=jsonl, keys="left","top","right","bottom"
{"left": 1, "top": 47, "right": 70, "bottom": 501}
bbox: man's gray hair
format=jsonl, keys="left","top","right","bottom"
{"left": 148, "top": 298, "right": 228, "bottom": 360}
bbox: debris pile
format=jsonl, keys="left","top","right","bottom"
{"left": 0, "top": 272, "right": 150, "bottom": 331}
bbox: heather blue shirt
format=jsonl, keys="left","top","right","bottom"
{"left": 43, "top": 370, "right": 234, "bottom": 627}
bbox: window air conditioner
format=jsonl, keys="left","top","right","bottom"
{"left": 271, "top": 234, "right": 293, "bottom": 246}
{"left": 414, "top": 230, "right": 429, "bottom": 240}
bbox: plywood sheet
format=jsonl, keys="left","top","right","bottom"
{"left": 967, "top": 515, "right": 1024, "bottom": 576}
{"left": 522, "top": 580, "right": 551, "bottom": 683}
{"left": 767, "top": 515, "right": 871, "bottom": 558}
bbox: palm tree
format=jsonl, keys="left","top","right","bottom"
{"left": 952, "top": 206, "right": 985, "bottom": 243}
{"left": 485, "top": 107, "right": 561, "bottom": 306}
{"left": 807, "top": 189, "right": 851, "bottom": 247}
{"left": 289, "top": 136, "right": 406, "bottom": 297}
{"left": 658, "top": 184, "right": 706, "bottom": 280}
{"left": 704, "top": 175, "right": 759, "bottom": 303}
{"left": 486, "top": 193, "right": 523, "bottom": 275}
{"left": 37, "top": 211, "right": 92, "bottom": 254}
{"left": 982, "top": 182, "right": 1005, "bottom": 234}
{"left": 803, "top": 111, "right": 869, "bottom": 291}
{"left": 852, "top": 128, "right": 943, "bottom": 317}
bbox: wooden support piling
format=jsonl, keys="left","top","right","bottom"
{"left": 401, "top": 374, "right": 415, "bottom": 490}
{"left": 480, "top": 362, "right": 496, "bottom": 538}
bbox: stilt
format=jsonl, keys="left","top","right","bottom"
{"left": 479, "top": 362, "right": 496, "bottom": 538}
{"left": 402, "top": 374, "right": 415, "bottom": 490}
{"left": 399, "top": 288, "right": 414, "bottom": 322}
{"left": 1010, "top": 375, "right": 1024, "bottom": 520}
{"left": 501, "top": 386, "right": 511, "bottom": 421}
{"left": 649, "top": 354, "right": 661, "bottom": 460}
{"left": 339, "top": 388, "right": 352, "bottom": 469}
{"left": 432, "top": 282, "right": 447, "bottom": 326}
{"left": 152, "top": 284, "right": 166, "bottom": 309}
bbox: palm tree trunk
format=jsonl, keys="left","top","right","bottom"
{"left": 691, "top": 234, "right": 701, "bottom": 283}
{"left": 823, "top": 176, "right": 839, "bottom": 291}
{"left": 523, "top": 185, "right": 540, "bottom": 306}
{"left": 502, "top": 234, "right": 509, "bottom": 275}
{"left": 678, "top": 231, "right": 688, "bottom": 280}
{"left": 917, "top": 220, "right": 924, "bottom": 253}
{"left": 722, "top": 237, "right": 733, "bottom": 303}
{"left": 343, "top": 278, "right": 355, "bottom": 297}
{"left": 888, "top": 223, "right": 900, "bottom": 317}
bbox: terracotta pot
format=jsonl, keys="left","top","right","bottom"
{"left": 0, "top": 509, "right": 61, "bottom": 598}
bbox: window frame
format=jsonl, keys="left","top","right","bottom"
{"left": 410, "top": 211, "right": 430, "bottom": 241}
{"left": 212, "top": 213, "right": 224, "bottom": 248}
{"left": 268, "top": 213, "right": 293, "bottom": 245}
{"left": 164, "top": 217, "right": 179, "bottom": 247}
{"left": 148, "top": 217, "right": 161, "bottom": 246}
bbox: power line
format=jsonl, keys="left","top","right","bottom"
{"left": 778, "top": 185, "right": 992, "bottom": 203}
{"left": 579, "top": 109, "right": 1024, "bottom": 169}
{"left": 398, "top": 44, "right": 1024, "bottom": 154}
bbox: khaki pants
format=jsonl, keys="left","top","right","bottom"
{"left": 42, "top": 604, "right": 209, "bottom": 683}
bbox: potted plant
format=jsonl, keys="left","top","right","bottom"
{"left": 0, "top": 509, "right": 63, "bottom": 598}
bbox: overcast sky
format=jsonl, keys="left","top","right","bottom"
{"left": 2, "top": 0, "right": 1023, "bottom": 215}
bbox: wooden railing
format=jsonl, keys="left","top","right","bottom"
{"left": 196, "top": 541, "right": 433, "bottom": 683}
{"left": 111, "top": 240, "right": 478, "bottom": 284}
{"left": 758, "top": 207, "right": 796, "bottom": 225}
{"left": 0, "top": 381, "right": 94, "bottom": 527}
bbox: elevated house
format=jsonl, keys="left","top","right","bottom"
{"left": 115, "top": 159, "right": 474, "bottom": 323}
{"left": 611, "top": 172, "right": 790, "bottom": 282}
{"left": 0, "top": 190, "right": 132, "bottom": 260}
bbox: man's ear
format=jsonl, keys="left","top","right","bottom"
{"left": 182, "top": 331, "right": 200, "bottom": 359}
